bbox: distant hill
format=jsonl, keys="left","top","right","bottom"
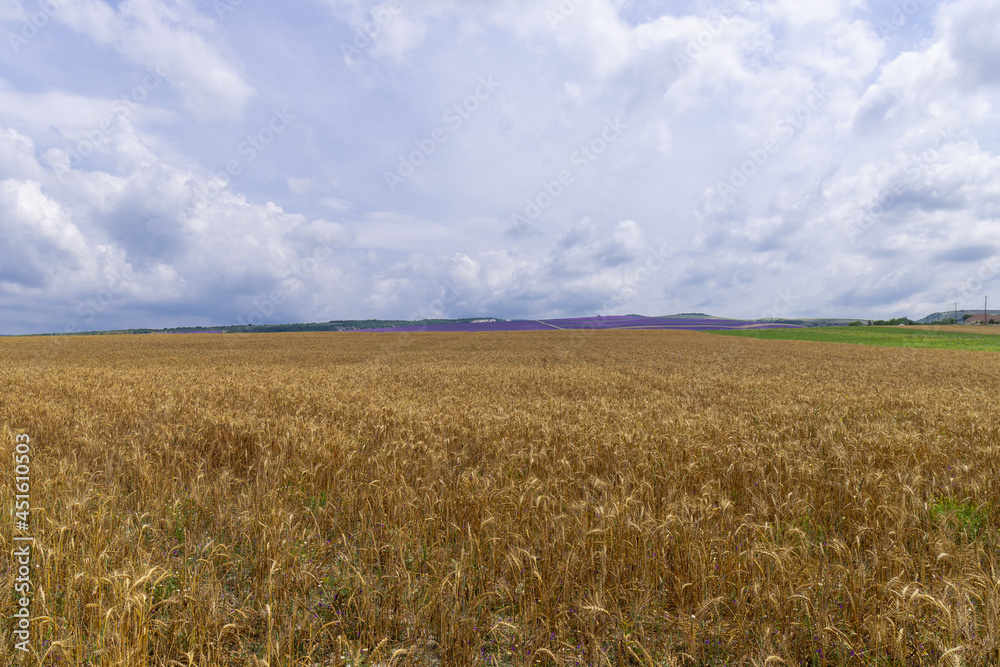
{"left": 38, "top": 311, "right": 974, "bottom": 336}
{"left": 33, "top": 318, "right": 505, "bottom": 336}
{"left": 917, "top": 310, "right": 1000, "bottom": 324}
{"left": 353, "top": 315, "right": 800, "bottom": 333}
{"left": 756, "top": 317, "right": 866, "bottom": 327}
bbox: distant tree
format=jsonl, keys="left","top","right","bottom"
{"left": 871, "top": 318, "right": 914, "bottom": 326}
{"left": 848, "top": 321, "right": 863, "bottom": 326}
{"left": 963, "top": 314, "right": 973, "bottom": 322}
{"left": 940, "top": 318, "right": 957, "bottom": 325}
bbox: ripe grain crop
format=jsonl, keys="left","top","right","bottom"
{"left": 1, "top": 331, "right": 998, "bottom": 666}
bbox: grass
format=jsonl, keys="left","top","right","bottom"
{"left": 714, "top": 325, "right": 1000, "bottom": 350}
{"left": 930, "top": 497, "right": 990, "bottom": 541}
{"left": 1, "top": 330, "right": 999, "bottom": 665}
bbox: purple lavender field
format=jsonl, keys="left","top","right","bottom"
{"left": 356, "top": 316, "right": 801, "bottom": 333}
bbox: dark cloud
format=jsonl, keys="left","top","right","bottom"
{"left": 942, "top": 0, "right": 1000, "bottom": 87}
{"left": 934, "top": 245, "right": 997, "bottom": 263}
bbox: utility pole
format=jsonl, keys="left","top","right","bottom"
{"left": 987, "top": 295, "right": 990, "bottom": 325}
{"left": 955, "top": 302, "right": 958, "bottom": 325}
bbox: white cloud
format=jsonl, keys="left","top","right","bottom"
{"left": 939, "top": 0, "right": 1000, "bottom": 87}
{"left": 0, "top": 127, "right": 44, "bottom": 181}
{"left": 54, "top": 0, "right": 254, "bottom": 121}
{"left": 320, "top": 197, "right": 351, "bottom": 211}
{"left": 0, "top": 179, "right": 89, "bottom": 271}
{"left": 2, "top": 0, "right": 1000, "bottom": 331}
{"left": 0, "top": 79, "right": 174, "bottom": 134}
{"left": 360, "top": 217, "right": 667, "bottom": 319}
{"left": 287, "top": 177, "right": 313, "bottom": 195}
{"left": 0, "top": 119, "right": 354, "bottom": 331}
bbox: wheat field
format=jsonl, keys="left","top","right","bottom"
{"left": 1, "top": 331, "right": 998, "bottom": 666}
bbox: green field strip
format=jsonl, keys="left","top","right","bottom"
{"left": 712, "top": 326, "right": 1000, "bottom": 351}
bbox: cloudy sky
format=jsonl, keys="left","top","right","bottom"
{"left": 1, "top": 0, "right": 999, "bottom": 333}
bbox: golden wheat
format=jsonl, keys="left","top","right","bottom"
{"left": 1, "top": 331, "right": 998, "bottom": 666}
